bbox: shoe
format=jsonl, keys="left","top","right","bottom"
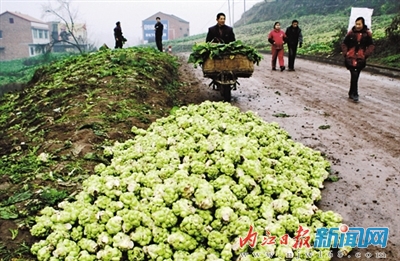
{"left": 280, "top": 66, "right": 285, "bottom": 72}
{"left": 288, "top": 68, "right": 295, "bottom": 71}
{"left": 348, "top": 93, "right": 359, "bottom": 102}
{"left": 272, "top": 68, "right": 277, "bottom": 71}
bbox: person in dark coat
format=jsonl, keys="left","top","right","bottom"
{"left": 154, "top": 17, "right": 164, "bottom": 51}
{"left": 114, "top": 21, "right": 126, "bottom": 49}
{"left": 341, "top": 17, "right": 375, "bottom": 102}
{"left": 285, "top": 20, "right": 303, "bottom": 71}
{"left": 206, "top": 13, "right": 236, "bottom": 44}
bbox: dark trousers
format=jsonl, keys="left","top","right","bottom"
{"left": 288, "top": 45, "right": 298, "bottom": 69}
{"left": 155, "top": 37, "right": 163, "bottom": 52}
{"left": 115, "top": 40, "right": 123, "bottom": 49}
{"left": 349, "top": 69, "right": 361, "bottom": 97}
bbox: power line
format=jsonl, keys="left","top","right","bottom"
{"left": 200, "top": 1, "right": 227, "bottom": 32}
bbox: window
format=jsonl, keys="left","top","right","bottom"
{"left": 0, "top": 30, "right": 2, "bottom": 38}
{"left": 30, "top": 47, "right": 34, "bottom": 56}
{"left": 44, "top": 31, "right": 48, "bottom": 39}
{"left": 9, "top": 18, "right": 14, "bottom": 23}
{"left": 38, "top": 30, "right": 43, "bottom": 39}
{"left": 32, "top": 29, "right": 38, "bottom": 38}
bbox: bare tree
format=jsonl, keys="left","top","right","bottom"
{"left": 42, "top": 0, "right": 86, "bottom": 53}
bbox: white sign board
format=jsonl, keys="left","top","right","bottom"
{"left": 348, "top": 7, "right": 374, "bottom": 32}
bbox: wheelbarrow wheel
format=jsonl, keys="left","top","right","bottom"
{"left": 220, "top": 84, "right": 231, "bottom": 102}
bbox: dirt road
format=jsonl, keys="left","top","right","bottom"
{"left": 179, "top": 53, "right": 400, "bottom": 260}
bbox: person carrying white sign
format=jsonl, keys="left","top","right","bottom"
{"left": 341, "top": 17, "right": 375, "bottom": 102}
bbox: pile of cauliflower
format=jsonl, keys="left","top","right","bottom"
{"left": 30, "top": 101, "right": 346, "bottom": 261}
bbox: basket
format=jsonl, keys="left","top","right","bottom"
{"left": 202, "top": 54, "right": 254, "bottom": 78}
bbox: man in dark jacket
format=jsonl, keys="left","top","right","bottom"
{"left": 154, "top": 17, "right": 164, "bottom": 51}
{"left": 114, "top": 21, "right": 126, "bottom": 49}
{"left": 206, "top": 13, "right": 236, "bottom": 44}
{"left": 285, "top": 20, "right": 303, "bottom": 71}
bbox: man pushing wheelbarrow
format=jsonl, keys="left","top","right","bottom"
{"left": 187, "top": 13, "right": 262, "bottom": 102}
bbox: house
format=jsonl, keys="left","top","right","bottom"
{"left": 48, "top": 21, "right": 88, "bottom": 53}
{"left": 0, "top": 11, "right": 50, "bottom": 61}
{"left": 142, "top": 12, "right": 189, "bottom": 43}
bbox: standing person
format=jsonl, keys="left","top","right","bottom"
{"left": 341, "top": 17, "right": 374, "bottom": 102}
{"left": 206, "top": 12, "right": 236, "bottom": 44}
{"left": 154, "top": 17, "right": 164, "bottom": 52}
{"left": 268, "top": 22, "right": 287, "bottom": 71}
{"left": 285, "top": 20, "right": 303, "bottom": 71}
{"left": 114, "top": 21, "right": 125, "bottom": 49}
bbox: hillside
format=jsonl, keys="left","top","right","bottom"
{"left": 235, "top": 0, "right": 400, "bottom": 26}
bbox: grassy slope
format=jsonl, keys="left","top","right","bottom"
{"left": 235, "top": 0, "right": 399, "bottom": 25}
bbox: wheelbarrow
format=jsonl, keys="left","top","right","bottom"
{"left": 202, "top": 54, "right": 254, "bottom": 102}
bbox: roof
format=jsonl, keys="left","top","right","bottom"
{"left": 144, "top": 11, "right": 189, "bottom": 24}
{"left": 169, "top": 14, "right": 189, "bottom": 24}
{"left": 0, "top": 11, "right": 47, "bottom": 24}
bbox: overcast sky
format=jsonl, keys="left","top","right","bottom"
{"left": 1, "top": 0, "right": 262, "bottom": 47}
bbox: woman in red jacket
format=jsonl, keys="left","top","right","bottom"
{"left": 268, "top": 22, "right": 287, "bottom": 71}
{"left": 341, "top": 17, "right": 375, "bottom": 102}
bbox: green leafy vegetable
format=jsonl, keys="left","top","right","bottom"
{"left": 187, "top": 40, "right": 263, "bottom": 68}
{"left": 30, "top": 101, "right": 344, "bottom": 261}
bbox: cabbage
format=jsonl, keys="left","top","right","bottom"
{"left": 31, "top": 101, "right": 343, "bottom": 260}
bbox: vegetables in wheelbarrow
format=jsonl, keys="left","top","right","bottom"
{"left": 30, "top": 101, "right": 346, "bottom": 261}
{"left": 188, "top": 40, "right": 263, "bottom": 68}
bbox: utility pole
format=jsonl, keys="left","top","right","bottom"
{"left": 228, "top": 0, "right": 232, "bottom": 25}
{"left": 232, "top": 0, "right": 235, "bottom": 27}
{"left": 243, "top": 0, "right": 246, "bottom": 25}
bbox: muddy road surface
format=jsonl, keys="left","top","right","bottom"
{"left": 179, "top": 53, "right": 400, "bottom": 261}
